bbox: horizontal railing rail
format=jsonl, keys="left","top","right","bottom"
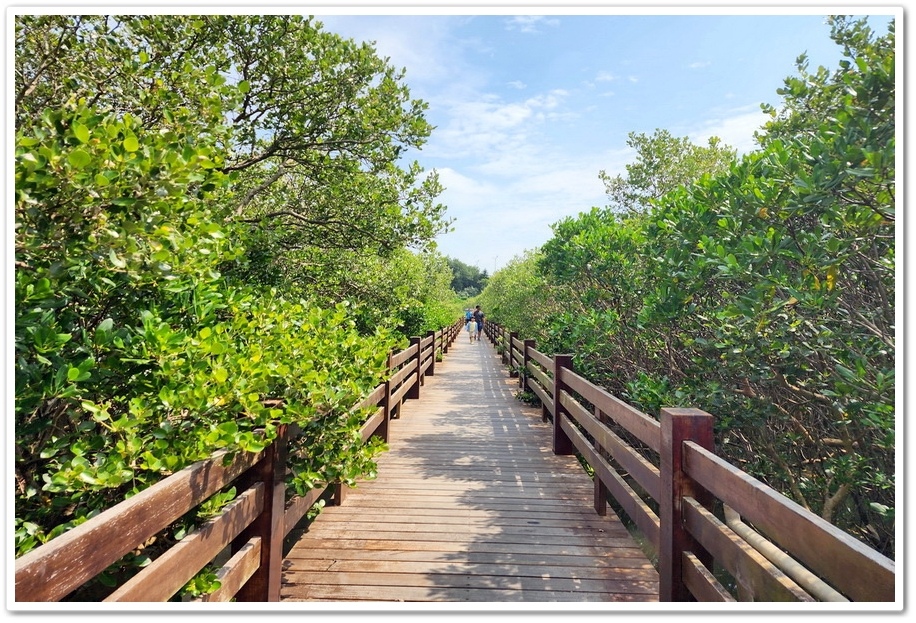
{"left": 15, "top": 319, "right": 464, "bottom": 603}
{"left": 482, "top": 320, "right": 895, "bottom": 603}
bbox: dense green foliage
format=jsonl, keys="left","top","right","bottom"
{"left": 446, "top": 256, "right": 489, "bottom": 299}
{"left": 481, "top": 16, "right": 895, "bottom": 557}
{"left": 599, "top": 129, "right": 736, "bottom": 214}
{"left": 476, "top": 250, "right": 553, "bottom": 342}
{"left": 14, "top": 13, "right": 459, "bottom": 594}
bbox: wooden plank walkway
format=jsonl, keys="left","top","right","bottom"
{"left": 280, "top": 332, "right": 659, "bottom": 603}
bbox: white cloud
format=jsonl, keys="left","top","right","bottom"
{"left": 317, "top": 15, "right": 492, "bottom": 98}
{"left": 424, "top": 88, "right": 573, "bottom": 163}
{"left": 504, "top": 16, "right": 561, "bottom": 33}
{"left": 308, "top": 12, "right": 862, "bottom": 273}
{"left": 688, "top": 61, "right": 712, "bottom": 70}
{"left": 688, "top": 105, "right": 769, "bottom": 155}
{"left": 432, "top": 143, "right": 633, "bottom": 271}
{"left": 524, "top": 89, "right": 567, "bottom": 109}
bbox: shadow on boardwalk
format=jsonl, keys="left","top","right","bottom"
{"left": 281, "top": 336, "right": 659, "bottom": 604}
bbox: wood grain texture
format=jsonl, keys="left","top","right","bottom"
{"left": 282, "top": 338, "right": 659, "bottom": 603}
{"left": 15, "top": 447, "right": 264, "bottom": 602}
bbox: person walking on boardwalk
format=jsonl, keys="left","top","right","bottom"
{"left": 473, "top": 305, "right": 485, "bottom": 342}
{"left": 466, "top": 308, "right": 475, "bottom": 342}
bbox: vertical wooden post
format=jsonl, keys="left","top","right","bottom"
{"left": 659, "top": 407, "right": 715, "bottom": 602}
{"left": 521, "top": 339, "right": 535, "bottom": 389}
{"left": 379, "top": 350, "right": 393, "bottom": 443}
{"left": 593, "top": 406, "right": 608, "bottom": 516}
{"left": 407, "top": 336, "right": 421, "bottom": 400}
{"left": 333, "top": 482, "right": 348, "bottom": 506}
{"left": 541, "top": 353, "right": 552, "bottom": 422}
{"left": 552, "top": 355, "right": 575, "bottom": 455}
{"left": 233, "top": 424, "right": 288, "bottom": 601}
{"left": 426, "top": 330, "right": 436, "bottom": 376}
{"left": 508, "top": 332, "right": 519, "bottom": 377}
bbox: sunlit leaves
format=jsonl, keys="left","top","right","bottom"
{"left": 486, "top": 15, "right": 895, "bottom": 557}
{"left": 13, "top": 14, "right": 450, "bottom": 596}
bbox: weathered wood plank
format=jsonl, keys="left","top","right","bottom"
{"left": 298, "top": 529, "right": 639, "bottom": 548}
{"left": 16, "top": 448, "right": 264, "bottom": 602}
{"left": 284, "top": 559, "right": 659, "bottom": 581}
{"left": 683, "top": 440, "right": 894, "bottom": 602}
{"left": 284, "top": 584, "right": 656, "bottom": 602}
{"left": 305, "top": 512, "right": 632, "bottom": 533}
{"left": 283, "top": 570, "right": 658, "bottom": 594}
{"left": 194, "top": 538, "right": 261, "bottom": 603}
{"left": 282, "top": 337, "right": 659, "bottom": 602}
{"left": 291, "top": 536, "right": 648, "bottom": 558}
{"left": 104, "top": 484, "right": 264, "bottom": 601}
{"left": 285, "top": 548, "right": 655, "bottom": 568}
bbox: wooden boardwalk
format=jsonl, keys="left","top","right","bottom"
{"left": 280, "top": 332, "right": 660, "bottom": 603}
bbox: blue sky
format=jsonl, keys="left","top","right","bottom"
{"left": 315, "top": 7, "right": 898, "bottom": 274}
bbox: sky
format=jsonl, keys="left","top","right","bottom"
{"left": 3, "top": 3, "right": 901, "bottom": 276}
{"left": 307, "top": 5, "right": 899, "bottom": 274}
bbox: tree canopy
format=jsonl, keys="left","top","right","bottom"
{"left": 598, "top": 129, "right": 736, "bottom": 214}
{"left": 446, "top": 256, "right": 489, "bottom": 299}
{"left": 482, "top": 15, "right": 895, "bottom": 557}
{"left": 14, "top": 14, "right": 460, "bottom": 595}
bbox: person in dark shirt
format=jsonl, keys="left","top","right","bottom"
{"left": 472, "top": 305, "right": 484, "bottom": 342}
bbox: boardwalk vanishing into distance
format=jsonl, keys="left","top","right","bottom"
{"left": 14, "top": 320, "right": 893, "bottom": 605}
{"left": 280, "top": 334, "right": 660, "bottom": 603}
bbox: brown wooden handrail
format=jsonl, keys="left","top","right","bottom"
{"left": 14, "top": 319, "right": 465, "bottom": 603}
{"left": 15, "top": 447, "right": 267, "bottom": 602}
{"left": 482, "top": 320, "right": 895, "bottom": 603}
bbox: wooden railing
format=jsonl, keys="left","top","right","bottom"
{"left": 485, "top": 321, "right": 895, "bottom": 603}
{"left": 14, "top": 320, "right": 464, "bottom": 603}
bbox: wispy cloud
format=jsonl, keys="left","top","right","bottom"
{"left": 582, "top": 71, "right": 617, "bottom": 90}
{"left": 316, "top": 13, "right": 844, "bottom": 270}
{"left": 432, "top": 143, "right": 631, "bottom": 271}
{"left": 317, "top": 15, "right": 489, "bottom": 95}
{"left": 688, "top": 105, "right": 769, "bottom": 155}
{"left": 504, "top": 16, "right": 561, "bottom": 33}
{"left": 426, "top": 88, "right": 572, "bottom": 161}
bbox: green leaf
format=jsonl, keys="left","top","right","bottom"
{"left": 73, "top": 123, "right": 90, "bottom": 143}
{"left": 213, "top": 368, "right": 228, "bottom": 383}
{"left": 123, "top": 136, "right": 140, "bottom": 152}
{"left": 108, "top": 249, "right": 126, "bottom": 268}
{"left": 67, "top": 149, "right": 92, "bottom": 168}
